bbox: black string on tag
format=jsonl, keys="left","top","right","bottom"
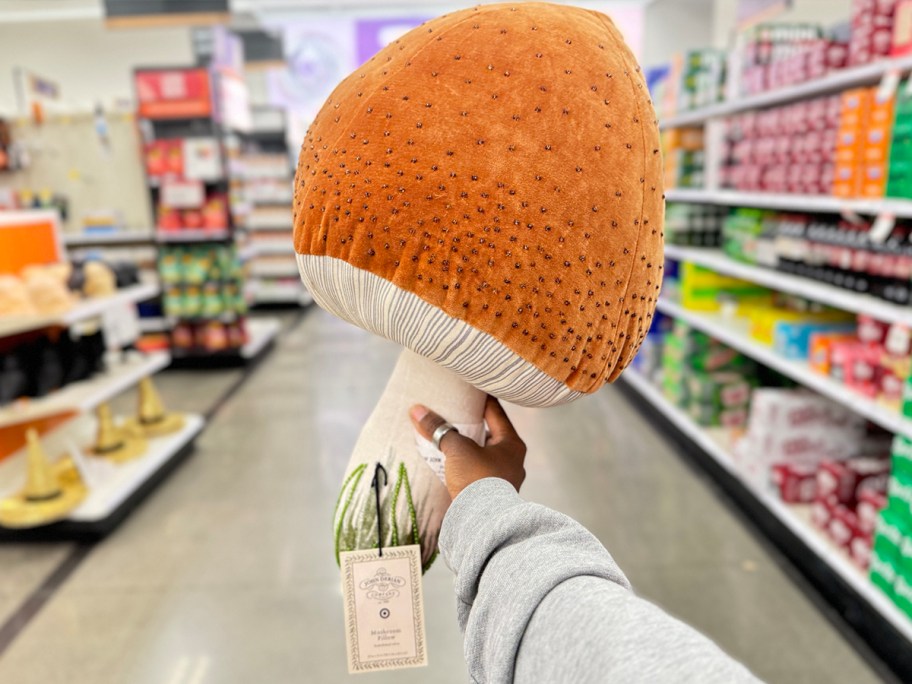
{"left": 371, "top": 462, "right": 388, "bottom": 557}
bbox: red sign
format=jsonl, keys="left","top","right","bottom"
{"left": 135, "top": 68, "right": 212, "bottom": 119}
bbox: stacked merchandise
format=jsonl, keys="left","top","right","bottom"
{"left": 661, "top": 127, "right": 704, "bottom": 190}
{"left": 833, "top": 86, "right": 895, "bottom": 198}
{"left": 871, "top": 434, "right": 912, "bottom": 617}
{"left": 660, "top": 320, "right": 756, "bottom": 429}
{"left": 887, "top": 80, "right": 912, "bottom": 197}
{"left": 721, "top": 93, "right": 842, "bottom": 194}
{"left": 738, "top": 24, "right": 847, "bottom": 97}
{"left": 720, "top": 208, "right": 912, "bottom": 305}
{"left": 848, "top": 0, "right": 905, "bottom": 66}
{"left": 675, "top": 260, "right": 770, "bottom": 311}
{"left": 677, "top": 50, "right": 727, "bottom": 112}
{"left": 736, "top": 387, "right": 891, "bottom": 570}
{"left": 158, "top": 244, "right": 248, "bottom": 356}
{"left": 664, "top": 203, "right": 727, "bottom": 247}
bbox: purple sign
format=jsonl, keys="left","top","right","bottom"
{"left": 355, "top": 17, "right": 428, "bottom": 65}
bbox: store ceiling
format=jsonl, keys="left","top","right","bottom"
{"left": 0, "top": 0, "right": 656, "bottom": 23}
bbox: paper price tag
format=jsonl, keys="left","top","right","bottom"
{"left": 340, "top": 545, "right": 427, "bottom": 674}
{"left": 870, "top": 213, "right": 896, "bottom": 244}
{"left": 877, "top": 69, "right": 901, "bottom": 102}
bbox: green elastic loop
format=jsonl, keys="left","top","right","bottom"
{"left": 333, "top": 463, "right": 367, "bottom": 566}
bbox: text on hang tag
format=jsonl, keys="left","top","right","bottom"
{"left": 340, "top": 545, "right": 428, "bottom": 674}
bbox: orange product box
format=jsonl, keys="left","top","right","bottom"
{"left": 810, "top": 332, "right": 858, "bottom": 375}
{"left": 864, "top": 124, "right": 893, "bottom": 162}
{"left": 839, "top": 88, "right": 872, "bottom": 129}
{"left": 869, "top": 94, "right": 896, "bottom": 126}
{"left": 860, "top": 163, "right": 888, "bottom": 197}
{"left": 832, "top": 162, "right": 860, "bottom": 197}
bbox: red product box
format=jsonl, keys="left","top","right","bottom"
{"left": 856, "top": 489, "right": 888, "bottom": 535}
{"left": 845, "top": 343, "right": 882, "bottom": 397}
{"left": 817, "top": 460, "right": 857, "bottom": 504}
{"left": 849, "top": 457, "right": 891, "bottom": 499}
{"left": 812, "top": 494, "right": 838, "bottom": 531}
{"left": 828, "top": 504, "right": 859, "bottom": 549}
{"left": 850, "top": 534, "right": 873, "bottom": 570}
{"left": 893, "top": 1, "right": 912, "bottom": 55}
{"left": 771, "top": 463, "right": 818, "bottom": 503}
{"left": 858, "top": 314, "right": 890, "bottom": 343}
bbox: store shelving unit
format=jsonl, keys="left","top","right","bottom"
{"left": 0, "top": 275, "right": 201, "bottom": 539}
{"left": 655, "top": 297, "right": 912, "bottom": 438}
{"left": 0, "top": 413, "right": 204, "bottom": 539}
{"left": 661, "top": 53, "right": 912, "bottom": 129}
{"left": 135, "top": 64, "right": 280, "bottom": 362}
{"left": 665, "top": 188, "right": 912, "bottom": 218}
{"left": 237, "top": 106, "right": 309, "bottom": 308}
{"left": 653, "top": 44, "right": 912, "bottom": 669}
{"left": 0, "top": 281, "right": 160, "bottom": 339}
{"left": 63, "top": 232, "right": 155, "bottom": 247}
{"left": 619, "top": 369, "right": 912, "bottom": 676}
{"left": 663, "top": 245, "right": 912, "bottom": 325}
{"left": 0, "top": 351, "right": 170, "bottom": 430}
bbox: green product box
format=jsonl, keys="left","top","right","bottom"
{"left": 892, "top": 435, "right": 912, "bottom": 478}
{"left": 887, "top": 470, "right": 912, "bottom": 530}
{"left": 894, "top": 575, "right": 912, "bottom": 619}
{"left": 870, "top": 509, "right": 905, "bottom": 598}
{"left": 685, "top": 371, "right": 751, "bottom": 407}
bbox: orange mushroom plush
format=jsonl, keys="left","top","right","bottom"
{"left": 294, "top": 2, "right": 664, "bottom": 570}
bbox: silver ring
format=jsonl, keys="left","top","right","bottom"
{"left": 431, "top": 422, "right": 458, "bottom": 450}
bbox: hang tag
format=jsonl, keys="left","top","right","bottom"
{"left": 870, "top": 213, "right": 896, "bottom": 244}
{"left": 414, "top": 421, "right": 486, "bottom": 484}
{"left": 340, "top": 545, "right": 427, "bottom": 674}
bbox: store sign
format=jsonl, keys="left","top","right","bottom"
{"left": 160, "top": 180, "right": 205, "bottom": 209}
{"left": 135, "top": 69, "right": 212, "bottom": 119}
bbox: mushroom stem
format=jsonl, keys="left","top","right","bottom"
{"left": 334, "top": 348, "right": 486, "bottom": 569}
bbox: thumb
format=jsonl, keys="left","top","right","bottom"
{"left": 409, "top": 404, "right": 468, "bottom": 455}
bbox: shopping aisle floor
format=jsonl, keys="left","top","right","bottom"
{"left": 0, "top": 310, "right": 889, "bottom": 683}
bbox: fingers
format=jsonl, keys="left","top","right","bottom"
{"left": 483, "top": 396, "right": 522, "bottom": 445}
{"left": 409, "top": 404, "right": 468, "bottom": 454}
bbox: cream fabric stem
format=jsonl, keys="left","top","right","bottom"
{"left": 334, "top": 348, "right": 486, "bottom": 568}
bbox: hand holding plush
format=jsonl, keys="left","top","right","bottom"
{"left": 293, "top": 2, "right": 664, "bottom": 569}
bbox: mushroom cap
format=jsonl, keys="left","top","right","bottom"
{"left": 294, "top": 2, "right": 664, "bottom": 408}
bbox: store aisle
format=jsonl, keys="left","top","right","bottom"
{"left": 0, "top": 310, "right": 888, "bottom": 683}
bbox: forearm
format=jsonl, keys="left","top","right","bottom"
{"left": 439, "top": 478, "right": 760, "bottom": 683}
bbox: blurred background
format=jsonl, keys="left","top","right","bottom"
{"left": 2, "top": 0, "right": 912, "bottom": 682}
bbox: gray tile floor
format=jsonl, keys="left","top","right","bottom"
{"left": 0, "top": 310, "right": 888, "bottom": 683}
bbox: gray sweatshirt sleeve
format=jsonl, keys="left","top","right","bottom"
{"left": 439, "top": 478, "right": 762, "bottom": 684}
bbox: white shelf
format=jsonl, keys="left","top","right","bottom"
{"left": 247, "top": 241, "right": 295, "bottom": 256}
{"left": 155, "top": 230, "right": 231, "bottom": 243}
{"left": 247, "top": 221, "right": 291, "bottom": 232}
{"left": 249, "top": 262, "right": 300, "bottom": 278}
{"left": 664, "top": 245, "right": 912, "bottom": 326}
{"left": 661, "top": 54, "right": 912, "bottom": 129}
{"left": 664, "top": 187, "right": 912, "bottom": 218}
{"left": 64, "top": 232, "right": 154, "bottom": 247}
{"left": 0, "top": 351, "right": 171, "bottom": 430}
{"left": 0, "top": 281, "right": 160, "bottom": 339}
{"left": 137, "top": 317, "right": 171, "bottom": 334}
{"left": 655, "top": 298, "right": 912, "bottom": 440}
{"left": 620, "top": 368, "right": 912, "bottom": 642}
{"left": 68, "top": 414, "right": 203, "bottom": 522}
{"left": 242, "top": 317, "right": 281, "bottom": 358}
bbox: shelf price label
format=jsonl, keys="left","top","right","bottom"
{"left": 870, "top": 213, "right": 896, "bottom": 244}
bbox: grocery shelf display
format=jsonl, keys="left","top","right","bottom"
{"left": 646, "top": 3, "right": 912, "bottom": 675}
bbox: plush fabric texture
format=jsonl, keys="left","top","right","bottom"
{"left": 297, "top": 254, "right": 582, "bottom": 407}
{"left": 294, "top": 2, "right": 664, "bottom": 398}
